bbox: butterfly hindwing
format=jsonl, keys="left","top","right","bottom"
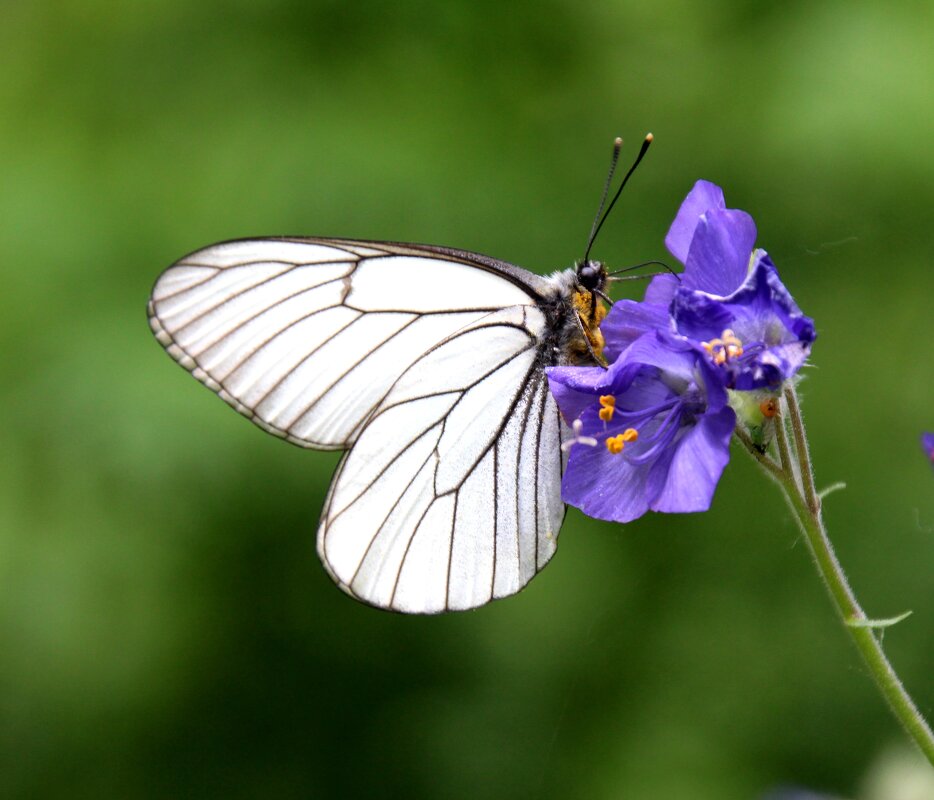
{"left": 319, "top": 305, "right": 565, "bottom": 612}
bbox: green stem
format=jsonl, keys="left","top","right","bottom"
{"left": 773, "top": 401, "right": 796, "bottom": 478}
{"left": 739, "top": 385, "right": 934, "bottom": 765}
{"left": 784, "top": 386, "right": 818, "bottom": 512}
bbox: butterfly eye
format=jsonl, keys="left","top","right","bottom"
{"left": 577, "top": 260, "right": 604, "bottom": 291}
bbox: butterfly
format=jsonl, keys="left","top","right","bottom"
{"left": 148, "top": 136, "right": 652, "bottom": 613}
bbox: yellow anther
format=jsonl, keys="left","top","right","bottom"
{"left": 605, "top": 428, "right": 637, "bottom": 455}
{"left": 702, "top": 329, "right": 745, "bottom": 366}
{"left": 598, "top": 394, "right": 616, "bottom": 422}
{"left": 722, "top": 329, "right": 744, "bottom": 361}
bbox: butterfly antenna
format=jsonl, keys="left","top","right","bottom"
{"left": 583, "top": 133, "right": 654, "bottom": 263}
{"left": 607, "top": 259, "right": 680, "bottom": 280}
{"left": 583, "top": 137, "right": 623, "bottom": 263}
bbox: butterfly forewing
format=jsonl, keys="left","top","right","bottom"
{"left": 149, "top": 237, "right": 567, "bottom": 613}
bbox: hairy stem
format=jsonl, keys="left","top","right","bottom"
{"left": 738, "top": 386, "right": 934, "bottom": 765}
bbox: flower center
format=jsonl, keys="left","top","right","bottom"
{"left": 605, "top": 428, "right": 638, "bottom": 454}
{"left": 701, "top": 329, "right": 744, "bottom": 366}
{"left": 594, "top": 389, "right": 687, "bottom": 462}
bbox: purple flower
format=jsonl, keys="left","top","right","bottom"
{"left": 922, "top": 432, "right": 934, "bottom": 468}
{"left": 549, "top": 178, "right": 817, "bottom": 525}
{"left": 547, "top": 332, "right": 736, "bottom": 523}
{"left": 602, "top": 180, "right": 816, "bottom": 389}
{"left": 671, "top": 251, "right": 816, "bottom": 389}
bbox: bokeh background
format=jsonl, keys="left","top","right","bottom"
{"left": 1, "top": 2, "right": 932, "bottom": 798}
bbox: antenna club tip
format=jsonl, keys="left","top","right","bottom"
{"left": 645, "top": 132, "right": 654, "bottom": 143}
{"left": 614, "top": 136, "right": 623, "bottom": 146}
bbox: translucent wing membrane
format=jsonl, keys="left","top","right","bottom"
{"left": 149, "top": 237, "right": 566, "bottom": 612}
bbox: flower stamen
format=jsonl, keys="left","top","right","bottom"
{"left": 598, "top": 394, "right": 616, "bottom": 422}
{"left": 605, "top": 428, "right": 638, "bottom": 455}
{"left": 702, "top": 328, "right": 745, "bottom": 366}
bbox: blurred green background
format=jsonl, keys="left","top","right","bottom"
{"left": 1, "top": 1, "right": 932, "bottom": 798}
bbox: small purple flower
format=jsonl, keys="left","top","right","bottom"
{"left": 922, "top": 432, "right": 934, "bottom": 468}
{"left": 602, "top": 180, "right": 816, "bottom": 389}
{"left": 671, "top": 251, "right": 816, "bottom": 389}
{"left": 547, "top": 332, "right": 736, "bottom": 523}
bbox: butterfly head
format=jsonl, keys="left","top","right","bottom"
{"left": 576, "top": 259, "right": 607, "bottom": 293}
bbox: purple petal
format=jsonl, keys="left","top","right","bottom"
{"left": 620, "top": 331, "right": 697, "bottom": 382}
{"left": 751, "top": 252, "right": 815, "bottom": 343}
{"left": 611, "top": 367, "right": 679, "bottom": 414}
{"left": 665, "top": 180, "right": 725, "bottom": 263}
{"left": 690, "top": 351, "right": 730, "bottom": 412}
{"left": 731, "top": 341, "right": 810, "bottom": 391}
{"left": 650, "top": 407, "right": 735, "bottom": 513}
{"left": 545, "top": 365, "right": 608, "bottom": 421}
{"left": 667, "top": 289, "right": 734, "bottom": 341}
{"left": 601, "top": 299, "right": 671, "bottom": 363}
{"left": 682, "top": 208, "right": 757, "bottom": 295}
{"left": 644, "top": 273, "right": 680, "bottom": 306}
{"left": 922, "top": 432, "right": 934, "bottom": 467}
{"left": 561, "top": 436, "right": 653, "bottom": 523}
{"left": 726, "top": 253, "right": 809, "bottom": 323}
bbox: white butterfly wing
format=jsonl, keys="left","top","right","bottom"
{"left": 320, "top": 305, "right": 566, "bottom": 612}
{"left": 149, "top": 238, "right": 566, "bottom": 612}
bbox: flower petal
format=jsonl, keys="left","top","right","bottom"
{"left": 620, "top": 330, "right": 697, "bottom": 383}
{"left": 668, "top": 290, "right": 734, "bottom": 341}
{"left": 644, "top": 273, "right": 680, "bottom": 307}
{"left": 682, "top": 207, "right": 757, "bottom": 295}
{"left": 601, "top": 299, "right": 671, "bottom": 363}
{"left": 922, "top": 432, "right": 934, "bottom": 468}
{"left": 561, "top": 434, "right": 653, "bottom": 523}
{"left": 665, "top": 180, "right": 725, "bottom": 263}
{"left": 650, "top": 407, "right": 735, "bottom": 514}
{"left": 545, "top": 365, "right": 608, "bottom": 421}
